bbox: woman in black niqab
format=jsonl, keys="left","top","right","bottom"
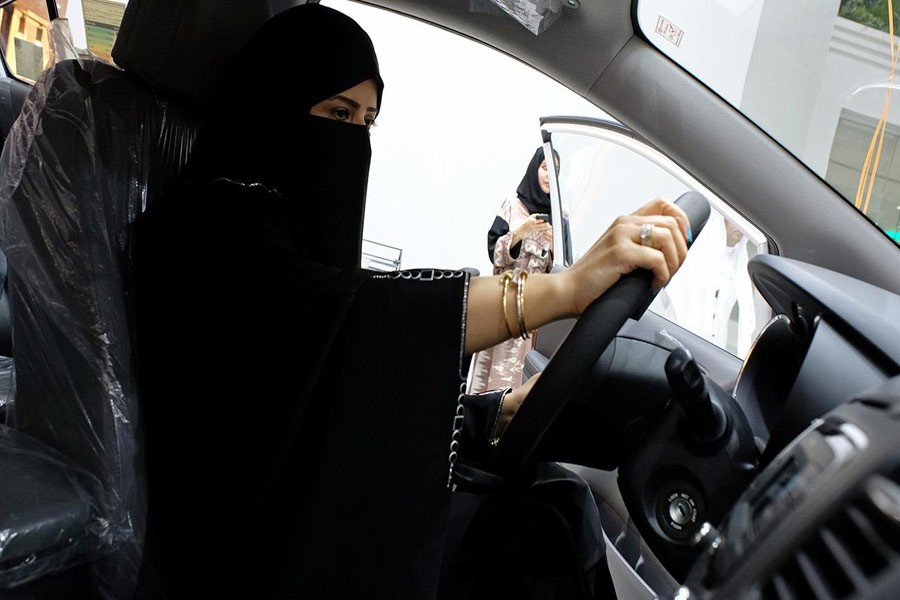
{"left": 137, "top": 6, "right": 464, "bottom": 598}
{"left": 135, "top": 4, "right": 691, "bottom": 598}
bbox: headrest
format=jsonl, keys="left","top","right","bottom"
{"left": 112, "top": 0, "right": 302, "bottom": 106}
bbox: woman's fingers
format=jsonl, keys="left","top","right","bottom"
{"left": 634, "top": 197, "right": 691, "bottom": 244}
{"left": 629, "top": 199, "right": 690, "bottom": 279}
{"left": 617, "top": 228, "right": 672, "bottom": 290}
{"left": 563, "top": 198, "right": 690, "bottom": 316}
{"left": 520, "top": 219, "right": 552, "bottom": 236}
{"left": 639, "top": 243, "right": 673, "bottom": 291}
{"left": 633, "top": 216, "right": 685, "bottom": 278}
{"left": 606, "top": 217, "right": 680, "bottom": 285}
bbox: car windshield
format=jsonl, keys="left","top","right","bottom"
{"left": 637, "top": 0, "right": 900, "bottom": 246}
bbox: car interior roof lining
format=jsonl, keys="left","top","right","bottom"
{"left": 358, "top": 0, "right": 634, "bottom": 97}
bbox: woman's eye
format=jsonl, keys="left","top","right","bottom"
{"left": 332, "top": 108, "right": 351, "bottom": 121}
{"left": 365, "top": 118, "right": 377, "bottom": 130}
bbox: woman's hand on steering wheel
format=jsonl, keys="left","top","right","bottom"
{"left": 493, "top": 193, "right": 708, "bottom": 476}
{"left": 497, "top": 199, "right": 690, "bottom": 440}
{"left": 559, "top": 198, "right": 690, "bottom": 318}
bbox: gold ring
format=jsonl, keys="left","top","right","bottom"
{"left": 640, "top": 223, "right": 654, "bottom": 247}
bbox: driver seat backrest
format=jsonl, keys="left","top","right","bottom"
{"left": 0, "top": 22, "right": 199, "bottom": 592}
{"left": 0, "top": 1, "right": 290, "bottom": 591}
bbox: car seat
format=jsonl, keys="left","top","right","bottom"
{"left": 0, "top": 20, "right": 200, "bottom": 598}
{"left": 0, "top": 0, "right": 283, "bottom": 595}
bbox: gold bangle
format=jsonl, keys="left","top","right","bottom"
{"left": 499, "top": 270, "right": 516, "bottom": 339}
{"left": 516, "top": 270, "right": 530, "bottom": 339}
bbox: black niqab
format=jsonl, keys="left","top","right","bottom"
{"left": 187, "top": 4, "right": 384, "bottom": 269}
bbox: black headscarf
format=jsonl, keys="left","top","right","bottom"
{"left": 516, "top": 146, "right": 554, "bottom": 218}
{"left": 186, "top": 3, "right": 384, "bottom": 269}
{"left": 487, "top": 146, "right": 555, "bottom": 261}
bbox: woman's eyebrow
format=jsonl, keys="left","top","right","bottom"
{"left": 332, "top": 95, "right": 361, "bottom": 109}
{"left": 331, "top": 94, "right": 377, "bottom": 116}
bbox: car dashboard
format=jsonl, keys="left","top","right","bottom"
{"left": 740, "top": 255, "right": 900, "bottom": 456}
{"left": 679, "top": 255, "right": 900, "bottom": 599}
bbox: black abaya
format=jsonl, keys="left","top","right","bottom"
{"left": 137, "top": 167, "right": 471, "bottom": 600}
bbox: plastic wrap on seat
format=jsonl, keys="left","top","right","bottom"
{"left": 0, "top": 356, "right": 13, "bottom": 415}
{"left": 0, "top": 19, "right": 200, "bottom": 596}
{"left": 0, "top": 424, "right": 103, "bottom": 589}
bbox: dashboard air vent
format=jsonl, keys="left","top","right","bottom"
{"left": 755, "top": 472, "right": 900, "bottom": 599}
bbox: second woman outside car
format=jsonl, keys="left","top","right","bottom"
{"left": 469, "top": 147, "right": 559, "bottom": 393}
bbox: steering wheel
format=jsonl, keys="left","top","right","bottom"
{"left": 493, "top": 191, "right": 711, "bottom": 477}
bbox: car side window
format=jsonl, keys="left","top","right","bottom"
{"left": 324, "top": 0, "right": 771, "bottom": 358}
{"left": 546, "top": 122, "right": 772, "bottom": 358}
{"left": 0, "top": 1, "right": 128, "bottom": 84}
{"left": 322, "top": 0, "right": 610, "bottom": 276}
{"left": 0, "top": 1, "right": 53, "bottom": 83}
{"left": 57, "top": 0, "right": 129, "bottom": 64}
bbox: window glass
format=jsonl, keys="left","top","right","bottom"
{"left": 637, "top": 0, "right": 900, "bottom": 246}
{"left": 57, "top": 0, "right": 128, "bottom": 63}
{"left": 827, "top": 109, "right": 900, "bottom": 238}
{"left": 550, "top": 126, "right": 771, "bottom": 357}
{"left": 323, "top": 0, "right": 609, "bottom": 274}
{"left": 0, "top": 0, "right": 127, "bottom": 82}
{"left": 326, "top": 1, "right": 773, "bottom": 357}
{"left": 0, "top": 0, "right": 52, "bottom": 82}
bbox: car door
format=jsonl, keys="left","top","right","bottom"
{"left": 527, "top": 116, "right": 774, "bottom": 599}
{"left": 531, "top": 116, "right": 771, "bottom": 388}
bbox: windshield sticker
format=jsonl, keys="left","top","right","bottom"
{"left": 656, "top": 16, "right": 684, "bottom": 47}
{"left": 82, "top": 0, "right": 127, "bottom": 63}
{"left": 470, "top": 0, "right": 563, "bottom": 36}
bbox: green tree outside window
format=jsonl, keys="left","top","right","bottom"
{"left": 840, "top": 0, "right": 900, "bottom": 34}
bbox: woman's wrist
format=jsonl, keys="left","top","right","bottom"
{"left": 553, "top": 269, "right": 581, "bottom": 319}
{"left": 494, "top": 385, "right": 525, "bottom": 439}
{"left": 528, "top": 271, "right": 578, "bottom": 328}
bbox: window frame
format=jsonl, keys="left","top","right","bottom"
{"left": 540, "top": 115, "right": 771, "bottom": 267}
